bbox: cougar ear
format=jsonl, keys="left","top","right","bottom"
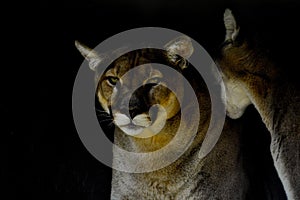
{"left": 224, "top": 9, "right": 240, "bottom": 42}
{"left": 164, "top": 36, "right": 194, "bottom": 69}
{"left": 75, "top": 40, "right": 103, "bottom": 71}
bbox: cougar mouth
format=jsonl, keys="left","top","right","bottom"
{"left": 113, "top": 105, "right": 167, "bottom": 138}
{"left": 119, "top": 124, "right": 147, "bottom": 136}
{"left": 113, "top": 113, "right": 152, "bottom": 136}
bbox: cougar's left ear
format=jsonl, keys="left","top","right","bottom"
{"left": 224, "top": 9, "right": 240, "bottom": 42}
{"left": 75, "top": 40, "right": 105, "bottom": 71}
{"left": 164, "top": 36, "right": 194, "bottom": 69}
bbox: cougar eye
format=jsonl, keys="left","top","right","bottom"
{"left": 107, "top": 76, "right": 119, "bottom": 86}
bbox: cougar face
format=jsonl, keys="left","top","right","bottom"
{"left": 97, "top": 49, "right": 185, "bottom": 137}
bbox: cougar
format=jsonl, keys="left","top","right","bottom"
{"left": 75, "top": 32, "right": 250, "bottom": 199}
{"left": 217, "top": 9, "right": 300, "bottom": 200}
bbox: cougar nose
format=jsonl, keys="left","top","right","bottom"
{"left": 128, "top": 98, "right": 146, "bottom": 119}
{"left": 118, "top": 103, "right": 144, "bottom": 119}
{"left": 116, "top": 86, "right": 150, "bottom": 119}
{"left": 128, "top": 86, "right": 157, "bottom": 119}
{"left": 129, "top": 109, "right": 139, "bottom": 119}
{"left": 116, "top": 94, "right": 143, "bottom": 119}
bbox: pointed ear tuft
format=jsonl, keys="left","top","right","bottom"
{"left": 224, "top": 9, "right": 240, "bottom": 42}
{"left": 75, "top": 40, "right": 103, "bottom": 71}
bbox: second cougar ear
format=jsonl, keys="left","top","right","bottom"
{"left": 164, "top": 35, "right": 194, "bottom": 59}
{"left": 224, "top": 9, "right": 240, "bottom": 42}
{"left": 164, "top": 36, "right": 194, "bottom": 69}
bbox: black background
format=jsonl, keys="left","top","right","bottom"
{"left": 2, "top": 0, "right": 299, "bottom": 199}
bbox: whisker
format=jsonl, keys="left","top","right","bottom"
{"left": 96, "top": 110, "right": 111, "bottom": 115}
{"left": 96, "top": 111, "right": 108, "bottom": 115}
{"left": 99, "top": 118, "right": 113, "bottom": 123}
{"left": 96, "top": 113, "right": 111, "bottom": 118}
{"left": 107, "top": 121, "right": 115, "bottom": 128}
{"left": 95, "top": 108, "right": 108, "bottom": 113}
